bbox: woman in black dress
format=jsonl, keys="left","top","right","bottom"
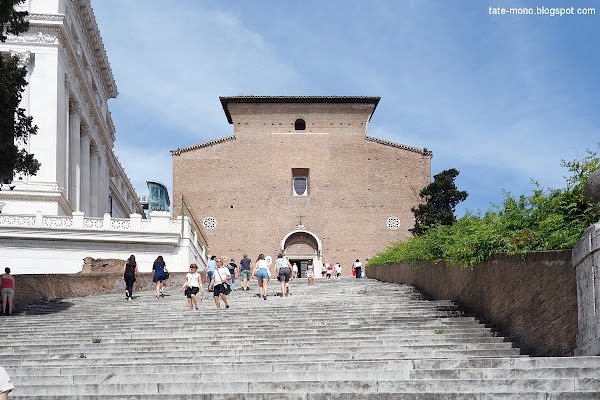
{"left": 123, "top": 255, "right": 139, "bottom": 301}
{"left": 152, "top": 255, "right": 169, "bottom": 299}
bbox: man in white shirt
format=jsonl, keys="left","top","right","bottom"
{"left": 335, "top": 263, "right": 342, "bottom": 279}
{"left": 208, "top": 259, "right": 231, "bottom": 309}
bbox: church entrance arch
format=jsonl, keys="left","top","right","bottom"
{"left": 281, "top": 229, "right": 322, "bottom": 278}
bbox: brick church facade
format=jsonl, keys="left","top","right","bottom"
{"left": 171, "top": 96, "right": 432, "bottom": 276}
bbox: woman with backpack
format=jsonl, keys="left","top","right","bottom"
{"left": 227, "top": 259, "right": 238, "bottom": 291}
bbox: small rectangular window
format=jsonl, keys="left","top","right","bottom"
{"left": 294, "top": 177, "right": 307, "bottom": 195}
{"left": 292, "top": 168, "right": 309, "bottom": 196}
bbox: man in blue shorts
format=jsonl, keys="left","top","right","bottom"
{"left": 207, "top": 255, "right": 217, "bottom": 292}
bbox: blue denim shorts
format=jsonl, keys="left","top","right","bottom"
{"left": 256, "top": 268, "right": 270, "bottom": 280}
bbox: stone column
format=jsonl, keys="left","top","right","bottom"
{"left": 90, "top": 147, "right": 100, "bottom": 217}
{"left": 574, "top": 170, "right": 600, "bottom": 356}
{"left": 68, "top": 101, "right": 81, "bottom": 211}
{"left": 80, "top": 128, "right": 91, "bottom": 216}
{"left": 573, "top": 222, "right": 600, "bottom": 356}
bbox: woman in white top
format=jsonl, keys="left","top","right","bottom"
{"left": 209, "top": 259, "right": 230, "bottom": 309}
{"left": 353, "top": 259, "right": 363, "bottom": 279}
{"left": 252, "top": 253, "right": 270, "bottom": 300}
{"left": 306, "top": 259, "right": 315, "bottom": 286}
{"left": 180, "top": 264, "right": 205, "bottom": 310}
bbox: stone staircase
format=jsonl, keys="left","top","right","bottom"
{"left": 1, "top": 277, "right": 599, "bottom": 399}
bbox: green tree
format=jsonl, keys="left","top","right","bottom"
{"left": 369, "top": 148, "right": 599, "bottom": 269}
{"left": 0, "top": 0, "right": 40, "bottom": 184}
{"left": 410, "top": 168, "right": 468, "bottom": 236}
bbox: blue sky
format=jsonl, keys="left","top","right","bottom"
{"left": 92, "top": 0, "right": 599, "bottom": 217}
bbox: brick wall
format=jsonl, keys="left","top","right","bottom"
{"left": 366, "top": 250, "right": 577, "bottom": 356}
{"left": 10, "top": 271, "right": 207, "bottom": 308}
{"left": 227, "top": 102, "right": 374, "bottom": 134}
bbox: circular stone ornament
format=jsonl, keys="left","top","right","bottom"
{"left": 202, "top": 217, "right": 217, "bottom": 230}
{"left": 387, "top": 216, "right": 400, "bottom": 230}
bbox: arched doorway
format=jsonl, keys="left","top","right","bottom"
{"left": 281, "top": 229, "right": 322, "bottom": 278}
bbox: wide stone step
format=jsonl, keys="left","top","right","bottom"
{"left": 8, "top": 393, "right": 600, "bottom": 400}
{"left": 0, "top": 349, "right": 525, "bottom": 367}
{"left": 1, "top": 334, "right": 508, "bottom": 348}
{"left": 10, "top": 367, "right": 600, "bottom": 385}
{"left": 8, "top": 378, "right": 600, "bottom": 396}
{"left": 2, "top": 278, "right": 595, "bottom": 399}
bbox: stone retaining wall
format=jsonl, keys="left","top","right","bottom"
{"left": 11, "top": 272, "right": 208, "bottom": 307}
{"left": 366, "top": 250, "right": 576, "bottom": 356}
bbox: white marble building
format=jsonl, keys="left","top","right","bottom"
{"left": 0, "top": 0, "right": 208, "bottom": 273}
{"left": 0, "top": 0, "right": 141, "bottom": 218}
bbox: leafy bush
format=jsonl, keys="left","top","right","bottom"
{"left": 368, "top": 147, "right": 600, "bottom": 269}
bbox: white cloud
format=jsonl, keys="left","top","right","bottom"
{"left": 96, "top": 1, "right": 303, "bottom": 143}
{"left": 112, "top": 142, "right": 173, "bottom": 202}
{"left": 91, "top": 0, "right": 600, "bottom": 215}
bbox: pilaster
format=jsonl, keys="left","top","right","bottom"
{"left": 68, "top": 100, "right": 81, "bottom": 210}
{"left": 90, "top": 146, "right": 99, "bottom": 217}
{"left": 79, "top": 127, "right": 91, "bottom": 216}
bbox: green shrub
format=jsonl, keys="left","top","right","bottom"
{"left": 368, "top": 147, "right": 600, "bottom": 269}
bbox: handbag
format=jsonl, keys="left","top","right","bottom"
{"left": 164, "top": 271, "right": 170, "bottom": 279}
{"left": 217, "top": 269, "right": 231, "bottom": 295}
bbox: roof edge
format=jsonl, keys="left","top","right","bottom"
{"left": 365, "top": 136, "right": 433, "bottom": 157}
{"left": 220, "top": 96, "right": 381, "bottom": 124}
{"left": 171, "top": 135, "right": 236, "bottom": 156}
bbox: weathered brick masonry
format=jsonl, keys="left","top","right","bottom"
{"left": 172, "top": 97, "right": 432, "bottom": 272}
{"left": 366, "top": 250, "right": 577, "bottom": 356}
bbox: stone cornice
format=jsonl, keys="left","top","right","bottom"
{"left": 171, "top": 136, "right": 237, "bottom": 156}
{"left": 6, "top": 29, "right": 59, "bottom": 44}
{"left": 61, "top": 35, "right": 114, "bottom": 163}
{"left": 28, "top": 14, "right": 65, "bottom": 22}
{"left": 365, "top": 136, "right": 433, "bottom": 157}
{"left": 70, "top": 0, "right": 117, "bottom": 98}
